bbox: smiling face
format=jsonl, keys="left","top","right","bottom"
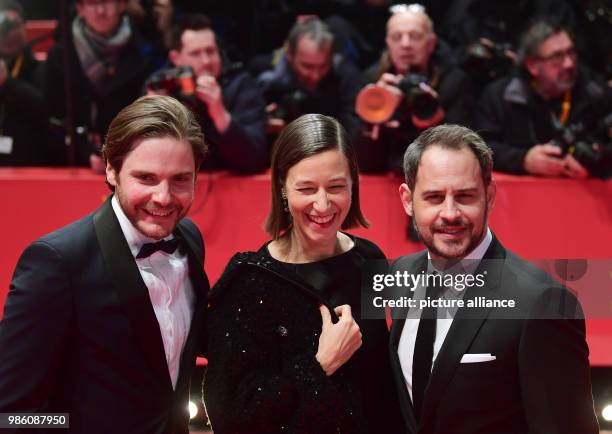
{"left": 284, "top": 148, "right": 352, "bottom": 250}
{"left": 106, "top": 136, "right": 196, "bottom": 240}
{"left": 169, "top": 28, "right": 222, "bottom": 78}
{"left": 400, "top": 145, "right": 495, "bottom": 260}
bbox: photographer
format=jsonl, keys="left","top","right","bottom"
{"left": 475, "top": 17, "right": 612, "bottom": 178}
{"left": 355, "top": 4, "right": 473, "bottom": 173}
{"left": 256, "top": 17, "right": 362, "bottom": 140}
{"left": 440, "top": 0, "right": 576, "bottom": 97}
{"left": 148, "top": 14, "right": 267, "bottom": 173}
{"left": 0, "top": 0, "right": 53, "bottom": 166}
{"left": 45, "top": 0, "right": 153, "bottom": 169}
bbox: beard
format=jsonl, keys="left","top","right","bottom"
{"left": 411, "top": 200, "right": 489, "bottom": 260}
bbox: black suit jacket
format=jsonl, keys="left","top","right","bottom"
{"left": 0, "top": 197, "right": 210, "bottom": 434}
{"left": 389, "top": 237, "right": 599, "bottom": 434}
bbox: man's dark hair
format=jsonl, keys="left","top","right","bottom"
{"left": 0, "top": 0, "right": 23, "bottom": 16}
{"left": 167, "top": 14, "right": 213, "bottom": 51}
{"left": 286, "top": 17, "right": 334, "bottom": 55}
{"left": 102, "top": 95, "right": 207, "bottom": 190}
{"left": 403, "top": 124, "right": 493, "bottom": 192}
{"left": 518, "top": 17, "right": 574, "bottom": 66}
{"left": 265, "top": 113, "right": 369, "bottom": 239}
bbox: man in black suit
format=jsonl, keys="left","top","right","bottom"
{"left": 389, "top": 124, "right": 599, "bottom": 433}
{"left": 0, "top": 95, "right": 210, "bottom": 434}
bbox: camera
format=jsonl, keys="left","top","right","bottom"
{"left": 551, "top": 121, "right": 612, "bottom": 177}
{"left": 355, "top": 73, "right": 439, "bottom": 124}
{"left": 266, "top": 88, "right": 310, "bottom": 124}
{"left": 464, "top": 39, "right": 515, "bottom": 82}
{"left": 397, "top": 73, "right": 439, "bottom": 120}
{"left": 145, "top": 66, "right": 196, "bottom": 96}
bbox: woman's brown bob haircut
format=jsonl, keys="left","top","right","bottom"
{"left": 102, "top": 95, "right": 207, "bottom": 189}
{"left": 265, "top": 113, "right": 369, "bottom": 239}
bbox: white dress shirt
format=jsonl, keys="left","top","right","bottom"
{"left": 112, "top": 196, "right": 195, "bottom": 389}
{"left": 398, "top": 228, "right": 493, "bottom": 399}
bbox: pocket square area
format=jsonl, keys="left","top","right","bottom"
{"left": 460, "top": 353, "right": 497, "bottom": 363}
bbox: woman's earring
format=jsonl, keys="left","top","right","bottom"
{"left": 281, "top": 190, "right": 289, "bottom": 212}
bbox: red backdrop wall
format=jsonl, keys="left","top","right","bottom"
{"left": 1, "top": 168, "right": 611, "bottom": 365}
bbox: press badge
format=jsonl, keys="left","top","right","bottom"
{"left": 0, "top": 136, "right": 13, "bottom": 154}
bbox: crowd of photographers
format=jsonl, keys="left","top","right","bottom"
{"left": 1, "top": 0, "right": 611, "bottom": 178}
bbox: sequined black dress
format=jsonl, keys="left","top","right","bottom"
{"left": 203, "top": 235, "right": 402, "bottom": 434}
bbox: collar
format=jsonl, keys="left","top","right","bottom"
{"left": 503, "top": 76, "right": 530, "bottom": 105}
{"left": 427, "top": 227, "right": 493, "bottom": 275}
{"left": 111, "top": 195, "right": 173, "bottom": 259}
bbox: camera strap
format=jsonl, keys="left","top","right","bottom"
{"left": 9, "top": 53, "right": 23, "bottom": 79}
{"left": 428, "top": 65, "right": 440, "bottom": 89}
{"left": 558, "top": 90, "right": 572, "bottom": 125}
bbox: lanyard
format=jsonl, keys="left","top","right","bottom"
{"left": 558, "top": 89, "right": 571, "bottom": 125}
{"left": 10, "top": 54, "right": 23, "bottom": 79}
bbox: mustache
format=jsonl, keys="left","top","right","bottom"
{"left": 433, "top": 222, "right": 469, "bottom": 231}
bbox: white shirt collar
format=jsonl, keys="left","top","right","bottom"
{"left": 111, "top": 195, "right": 173, "bottom": 258}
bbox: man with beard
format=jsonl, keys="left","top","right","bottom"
{"left": 388, "top": 124, "right": 599, "bottom": 434}
{"left": 0, "top": 95, "right": 210, "bottom": 434}
{"left": 475, "top": 17, "right": 612, "bottom": 178}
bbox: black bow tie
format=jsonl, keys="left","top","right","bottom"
{"left": 136, "top": 236, "right": 182, "bottom": 259}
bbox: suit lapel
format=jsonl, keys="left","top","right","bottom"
{"left": 93, "top": 197, "right": 173, "bottom": 392}
{"left": 419, "top": 238, "right": 507, "bottom": 428}
{"left": 389, "top": 252, "right": 428, "bottom": 433}
{"left": 174, "top": 222, "right": 210, "bottom": 391}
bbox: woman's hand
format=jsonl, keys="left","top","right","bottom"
{"left": 316, "top": 305, "right": 362, "bottom": 376}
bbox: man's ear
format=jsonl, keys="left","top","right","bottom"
{"left": 399, "top": 183, "right": 413, "bottom": 217}
{"left": 75, "top": 2, "right": 84, "bottom": 18}
{"left": 106, "top": 163, "right": 118, "bottom": 188}
{"left": 426, "top": 34, "right": 437, "bottom": 58}
{"left": 168, "top": 49, "right": 180, "bottom": 67}
{"left": 117, "top": 0, "right": 126, "bottom": 14}
{"left": 486, "top": 181, "right": 496, "bottom": 211}
{"left": 525, "top": 58, "right": 539, "bottom": 77}
{"left": 284, "top": 45, "right": 293, "bottom": 64}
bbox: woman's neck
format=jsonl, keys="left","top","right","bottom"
{"left": 272, "top": 231, "right": 353, "bottom": 264}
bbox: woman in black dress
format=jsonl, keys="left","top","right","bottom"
{"left": 204, "top": 114, "right": 401, "bottom": 434}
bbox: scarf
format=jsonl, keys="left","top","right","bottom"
{"left": 72, "top": 15, "right": 132, "bottom": 92}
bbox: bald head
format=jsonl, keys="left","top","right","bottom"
{"left": 385, "top": 7, "right": 436, "bottom": 74}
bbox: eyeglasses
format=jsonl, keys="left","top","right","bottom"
{"left": 536, "top": 47, "right": 577, "bottom": 66}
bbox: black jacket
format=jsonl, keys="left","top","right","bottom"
{"left": 257, "top": 55, "right": 362, "bottom": 140}
{"left": 163, "top": 67, "right": 268, "bottom": 174}
{"left": 0, "top": 197, "right": 210, "bottom": 433}
{"left": 45, "top": 32, "right": 153, "bottom": 166}
{"left": 204, "top": 236, "right": 402, "bottom": 434}
{"left": 0, "top": 48, "right": 56, "bottom": 166}
{"left": 475, "top": 66, "right": 612, "bottom": 175}
{"left": 389, "top": 237, "right": 599, "bottom": 434}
